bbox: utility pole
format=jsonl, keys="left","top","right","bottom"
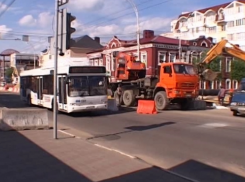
{"left": 53, "top": 0, "right": 59, "bottom": 139}
{"left": 53, "top": 0, "right": 73, "bottom": 139}
{"left": 126, "top": 0, "right": 140, "bottom": 61}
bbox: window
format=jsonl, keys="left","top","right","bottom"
{"left": 233, "top": 80, "right": 238, "bottom": 89}
{"left": 94, "top": 59, "right": 99, "bottom": 66}
{"left": 68, "top": 76, "right": 107, "bottom": 97}
{"left": 158, "top": 52, "right": 166, "bottom": 65}
{"left": 221, "top": 25, "right": 226, "bottom": 31}
{"left": 99, "top": 59, "right": 103, "bottom": 66}
{"left": 141, "top": 52, "right": 147, "bottom": 67}
{"left": 106, "top": 56, "right": 110, "bottom": 71}
{"left": 216, "top": 80, "right": 221, "bottom": 89}
{"left": 43, "top": 75, "right": 53, "bottom": 94}
{"left": 226, "top": 79, "right": 231, "bottom": 89}
{"left": 236, "top": 32, "right": 245, "bottom": 40}
{"left": 226, "top": 57, "right": 232, "bottom": 72}
{"left": 169, "top": 53, "right": 176, "bottom": 62}
{"left": 227, "top": 34, "right": 234, "bottom": 40}
{"left": 218, "top": 11, "right": 224, "bottom": 20}
{"left": 196, "top": 15, "right": 202, "bottom": 21}
{"left": 210, "top": 81, "right": 214, "bottom": 89}
{"left": 173, "top": 64, "right": 196, "bottom": 75}
{"left": 163, "top": 66, "right": 172, "bottom": 73}
{"left": 207, "top": 26, "right": 216, "bottom": 33}
{"left": 235, "top": 18, "right": 245, "bottom": 26}
{"left": 227, "top": 21, "right": 235, "bottom": 27}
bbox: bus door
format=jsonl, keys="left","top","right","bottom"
{"left": 58, "top": 75, "right": 67, "bottom": 110}
{"left": 36, "top": 76, "right": 43, "bottom": 103}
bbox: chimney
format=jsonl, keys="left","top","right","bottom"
{"left": 94, "top": 37, "right": 100, "bottom": 44}
{"left": 207, "top": 37, "right": 213, "bottom": 43}
{"left": 143, "top": 30, "right": 154, "bottom": 39}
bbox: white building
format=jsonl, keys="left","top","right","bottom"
{"left": 164, "top": 0, "right": 245, "bottom": 50}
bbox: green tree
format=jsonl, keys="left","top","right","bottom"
{"left": 5, "top": 67, "right": 14, "bottom": 78}
{"left": 231, "top": 58, "right": 245, "bottom": 82}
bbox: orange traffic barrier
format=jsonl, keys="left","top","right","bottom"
{"left": 137, "top": 100, "right": 157, "bottom": 114}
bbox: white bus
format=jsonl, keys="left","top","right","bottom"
{"left": 19, "top": 65, "right": 108, "bottom": 113}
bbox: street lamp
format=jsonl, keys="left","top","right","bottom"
{"left": 126, "top": 0, "right": 140, "bottom": 61}
{"left": 22, "top": 35, "right": 37, "bottom": 69}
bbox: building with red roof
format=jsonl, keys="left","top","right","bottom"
{"left": 86, "top": 30, "right": 224, "bottom": 88}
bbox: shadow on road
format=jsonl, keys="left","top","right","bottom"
{"left": 125, "top": 122, "right": 175, "bottom": 131}
{"left": 65, "top": 107, "right": 136, "bottom": 118}
{"left": 88, "top": 122, "right": 175, "bottom": 140}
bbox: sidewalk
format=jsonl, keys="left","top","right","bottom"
{"left": 0, "top": 129, "right": 190, "bottom": 182}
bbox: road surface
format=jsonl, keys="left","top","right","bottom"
{"left": 1, "top": 91, "right": 245, "bottom": 182}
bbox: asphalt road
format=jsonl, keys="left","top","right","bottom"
{"left": 1, "top": 91, "right": 245, "bottom": 182}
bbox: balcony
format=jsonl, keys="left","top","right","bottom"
{"left": 216, "top": 14, "right": 227, "bottom": 25}
{"left": 179, "top": 26, "right": 189, "bottom": 32}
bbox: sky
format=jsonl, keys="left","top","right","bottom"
{"left": 0, "top": 0, "right": 235, "bottom": 54}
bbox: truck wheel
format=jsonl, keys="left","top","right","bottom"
{"left": 154, "top": 91, "right": 168, "bottom": 110}
{"left": 123, "top": 90, "right": 135, "bottom": 107}
{"left": 233, "top": 111, "right": 238, "bottom": 116}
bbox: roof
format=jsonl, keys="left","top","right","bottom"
{"left": 72, "top": 35, "right": 86, "bottom": 42}
{"left": 0, "top": 49, "right": 19, "bottom": 56}
{"left": 71, "top": 35, "right": 103, "bottom": 49}
{"left": 121, "top": 35, "right": 190, "bottom": 46}
{"left": 87, "top": 35, "right": 196, "bottom": 54}
{"left": 180, "top": 0, "right": 245, "bottom": 17}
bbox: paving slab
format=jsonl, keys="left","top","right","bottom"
{"left": 0, "top": 130, "right": 190, "bottom": 182}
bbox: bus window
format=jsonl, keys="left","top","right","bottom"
{"left": 68, "top": 76, "right": 89, "bottom": 97}
{"left": 43, "top": 75, "right": 53, "bottom": 94}
{"left": 89, "top": 76, "right": 107, "bottom": 96}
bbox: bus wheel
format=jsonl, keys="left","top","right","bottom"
{"left": 27, "top": 95, "right": 32, "bottom": 107}
{"left": 154, "top": 91, "right": 168, "bottom": 110}
{"left": 123, "top": 90, "right": 135, "bottom": 107}
{"left": 51, "top": 100, "right": 59, "bottom": 113}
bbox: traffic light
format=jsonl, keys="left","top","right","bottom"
{"left": 57, "top": 9, "right": 76, "bottom": 56}
{"left": 66, "top": 12, "right": 76, "bottom": 50}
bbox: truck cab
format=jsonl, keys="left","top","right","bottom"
{"left": 153, "top": 62, "right": 199, "bottom": 110}
{"left": 157, "top": 62, "right": 199, "bottom": 99}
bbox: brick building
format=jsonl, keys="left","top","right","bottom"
{"left": 87, "top": 30, "right": 236, "bottom": 89}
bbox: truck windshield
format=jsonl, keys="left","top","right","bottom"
{"left": 173, "top": 64, "right": 196, "bottom": 75}
{"left": 68, "top": 76, "right": 107, "bottom": 97}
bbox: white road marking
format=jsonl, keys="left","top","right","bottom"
{"left": 94, "top": 143, "right": 135, "bottom": 159}
{"left": 199, "top": 123, "right": 228, "bottom": 128}
{"left": 94, "top": 143, "right": 112, "bottom": 151}
{"left": 58, "top": 129, "right": 75, "bottom": 137}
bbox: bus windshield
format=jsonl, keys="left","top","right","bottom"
{"left": 173, "top": 64, "right": 196, "bottom": 75}
{"left": 68, "top": 76, "right": 107, "bottom": 97}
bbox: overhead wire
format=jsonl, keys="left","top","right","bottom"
{"left": 0, "top": 0, "right": 16, "bottom": 19}
{"left": 0, "top": 0, "right": 173, "bottom": 48}
{"left": 76, "top": 0, "right": 173, "bottom": 31}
